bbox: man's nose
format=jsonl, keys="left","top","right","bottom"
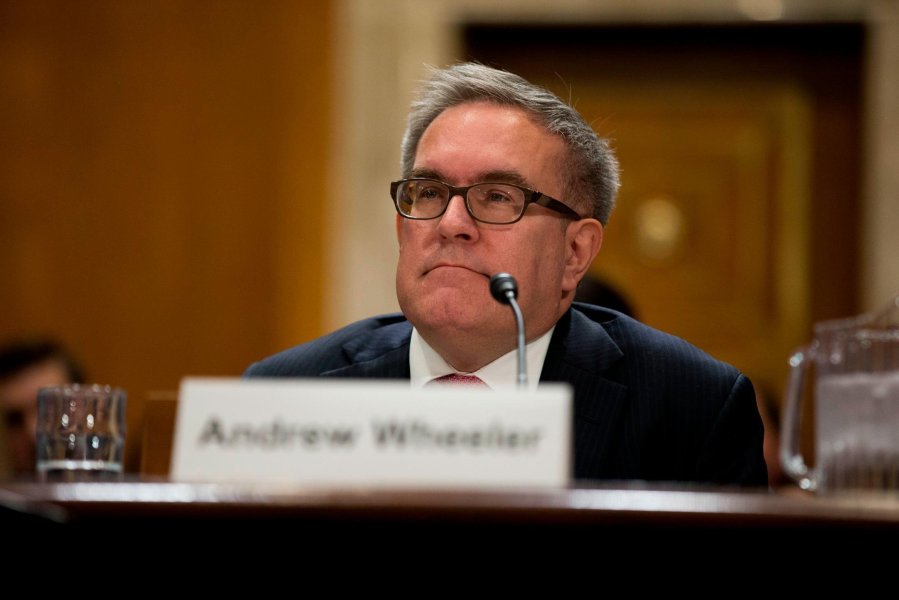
{"left": 438, "top": 193, "right": 478, "bottom": 227}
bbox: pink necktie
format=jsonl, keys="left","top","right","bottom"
{"left": 428, "top": 373, "right": 489, "bottom": 387}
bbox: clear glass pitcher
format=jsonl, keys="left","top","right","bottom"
{"left": 781, "top": 295, "right": 899, "bottom": 492}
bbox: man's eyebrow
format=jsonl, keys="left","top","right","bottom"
{"left": 408, "top": 168, "right": 442, "bottom": 180}
{"left": 476, "top": 171, "right": 529, "bottom": 186}
{"left": 407, "top": 169, "right": 530, "bottom": 187}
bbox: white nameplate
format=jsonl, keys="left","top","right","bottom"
{"left": 170, "top": 377, "right": 572, "bottom": 488}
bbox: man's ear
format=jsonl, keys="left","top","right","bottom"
{"left": 562, "top": 218, "right": 603, "bottom": 293}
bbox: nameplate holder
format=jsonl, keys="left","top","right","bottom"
{"left": 170, "top": 377, "right": 572, "bottom": 489}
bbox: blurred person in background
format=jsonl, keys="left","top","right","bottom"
{"left": 754, "top": 384, "right": 789, "bottom": 489}
{"left": 574, "top": 274, "right": 637, "bottom": 318}
{"left": 0, "top": 338, "right": 85, "bottom": 477}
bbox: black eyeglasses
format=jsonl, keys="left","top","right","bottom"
{"left": 390, "top": 178, "right": 582, "bottom": 225}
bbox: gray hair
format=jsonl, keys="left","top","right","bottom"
{"left": 400, "top": 62, "right": 620, "bottom": 224}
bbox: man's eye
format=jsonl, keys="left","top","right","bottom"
{"left": 418, "top": 187, "right": 443, "bottom": 200}
{"left": 485, "top": 190, "right": 513, "bottom": 203}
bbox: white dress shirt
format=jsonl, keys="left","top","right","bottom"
{"left": 409, "top": 326, "right": 555, "bottom": 390}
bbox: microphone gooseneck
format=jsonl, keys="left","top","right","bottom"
{"left": 489, "top": 273, "right": 527, "bottom": 389}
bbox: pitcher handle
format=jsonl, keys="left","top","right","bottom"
{"left": 780, "top": 345, "right": 815, "bottom": 490}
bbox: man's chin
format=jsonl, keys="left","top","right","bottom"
{"left": 405, "top": 297, "right": 498, "bottom": 333}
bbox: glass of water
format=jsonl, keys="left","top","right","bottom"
{"left": 36, "top": 384, "right": 126, "bottom": 482}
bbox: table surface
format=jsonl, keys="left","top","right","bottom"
{"left": 4, "top": 478, "right": 899, "bottom": 527}
{"left": 6, "top": 478, "right": 898, "bottom": 576}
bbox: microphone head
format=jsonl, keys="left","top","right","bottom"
{"left": 489, "top": 272, "right": 518, "bottom": 304}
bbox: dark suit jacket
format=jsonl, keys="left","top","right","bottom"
{"left": 244, "top": 303, "right": 768, "bottom": 487}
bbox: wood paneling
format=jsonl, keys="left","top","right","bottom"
{"left": 0, "top": 1, "right": 332, "bottom": 470}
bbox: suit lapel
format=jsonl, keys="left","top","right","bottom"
{"left": 322, "top": 319, "right": 412, "bottom": 379}
{"left": 540, "top": 308, "right": 628, "bottom": 480}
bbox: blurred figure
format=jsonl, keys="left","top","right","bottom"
{"left": 0, "top": 338, "right": 84, "bottom": 476}
{"left": 574, "top": 274, "right": 637, "bottom": 318}
{"left": 754, "top": 385, "right": 789, "bottom": 489}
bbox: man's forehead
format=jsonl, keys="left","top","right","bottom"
{"left": 412, "top": 103, "right": 566, "bottom": 194}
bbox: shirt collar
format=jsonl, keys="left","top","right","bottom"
{"left": 409, "top": 326, "right": 555, "bottom": 390}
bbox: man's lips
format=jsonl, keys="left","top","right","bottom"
{"left": 423, "top": 263, "right": 489, "bottom": 277}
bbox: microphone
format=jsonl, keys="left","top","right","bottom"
{"left": 489, "top": 273, "right": 527, "bottom": 389}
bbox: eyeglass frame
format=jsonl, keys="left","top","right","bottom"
{"left": 390, "top": 178, "right": 583, "bottom": 225}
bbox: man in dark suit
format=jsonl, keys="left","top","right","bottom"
{"left": 245, "top": 62, "right": 767, "bottom": 487}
